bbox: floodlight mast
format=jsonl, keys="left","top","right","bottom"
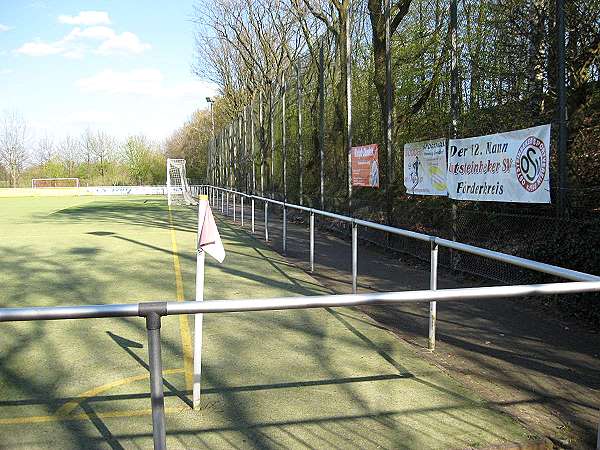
{"left": 206, "top": 97, "right": 216, "bottom": 184}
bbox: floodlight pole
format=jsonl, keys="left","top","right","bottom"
{"left": 207, "top": 98, "right": 215, "bottom": 185}
{"left": 297, "top": 62, "right": 304, "bottom": 205}
{"left": 557, "top": 0, "right": 568, "bottom": 216}
{"left": 385, "top": 0, "right": 393, "bottom": 226}
{"left": 345, "top": 1, "right": 353, "bottom": 214}
{"left": 319, "top": 43, "right": 325, "bottom": 210}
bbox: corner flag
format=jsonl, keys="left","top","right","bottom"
{"left": 194, "top": 194, "right": 225, "bottom": 409}
{"left": 197, "top": 199, "right": 225, "bottom": 263}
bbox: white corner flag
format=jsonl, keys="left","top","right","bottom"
{"left": 193, "top": 194, "right": 225, "bottom": 409}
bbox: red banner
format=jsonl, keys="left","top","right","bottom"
{"left": 351, "top": 144, "right": 379, "bottom": 187}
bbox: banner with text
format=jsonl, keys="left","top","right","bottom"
{"left": 447, "top": 124, "right": 551, "bottom": 203}
{"left": 351, "top": 144, "right": 379, "bottom": 187}
{"left": 403, "top": 138, "right": 447, "bottom": 196}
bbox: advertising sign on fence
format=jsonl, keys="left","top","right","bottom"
{"left": 403, "top": 138, "right": 447, "bottom": 196}
{"left": 351, "top": 144, "right": 379, "bottom": 187}
{"left": 447, "top": 124, "right": 551, "bottom": 203}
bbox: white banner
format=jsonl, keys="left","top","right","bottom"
{"left": 447, "top": 124, "right": 551, "bottom": 203}
{"left": 403, "top": 138, "right": 447, "bottom": 196}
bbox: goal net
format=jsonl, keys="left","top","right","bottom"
{"left": 32, "top": 178, "right": 80, "bottom": 188}
{"left": 166, "top": 158, "right": 198, "bottom": 206}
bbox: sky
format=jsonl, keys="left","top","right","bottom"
{"left": 0, "top": 0, "right": 218, "bottom": 143}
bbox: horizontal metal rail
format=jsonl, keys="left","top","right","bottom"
{"left": 2, "top": 282, "right": 599, "bottom": 323}
{"left": 203, "top": 185, "right": 599, "bottom": 283}
{"left": 2, "top": 282, "right": 600, "bottom": 449}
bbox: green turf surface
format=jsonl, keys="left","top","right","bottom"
{"left": 0, "top": 195, "right": 531, "bottom": 448}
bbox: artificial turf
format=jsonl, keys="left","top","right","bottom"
{"left": 0, "top": 195, "right": 531, "bottom": 449}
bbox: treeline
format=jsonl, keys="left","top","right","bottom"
{"left": 191, "top": 0, "right": 599, "bottom": 215}
{"left": 0, "top": 109, "right": 213, "bottom": 187}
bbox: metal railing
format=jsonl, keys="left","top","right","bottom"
{"left": 2, "top": 282, "right": 600, "bottom": 449}
{"left": 199, "top": 185, "right": 600, "bottom": 350}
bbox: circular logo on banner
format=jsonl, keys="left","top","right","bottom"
{"left": 516, "top": 136, "right": 547, "bottom": 192}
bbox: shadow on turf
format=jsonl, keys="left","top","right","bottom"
{"left": 50, "top": 198, "right": 198, "bottom": 234}
{"left": 2, "top": 199, "right": 574, "bottom": 447}
{"left": 218, "top": 204, "right": 600, "bottom": 448}
{"left": 107, "top": 331, "right": 193, "bottom": 408}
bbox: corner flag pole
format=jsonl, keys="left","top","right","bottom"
{"left": 193, "top": 195, "right": 208, "bottom": 409}
{"left": 193, "top": 193, "right": 225, "bottom": 409}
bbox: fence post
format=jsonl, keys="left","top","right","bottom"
{"left": 221, "top": 190, "right": 224, "bottom": 213}
{"left": 429, "top": 239, "right": 438, "bottom": 351}
{"left": 241, "top": 196, "right": 244, "bottom": 227}
{"left": 283, "top": 205, "right": 287, "bottom": 254}
{"left": 265, "top": 202, "right": 269, "bottom": 241}
{"left": 139, "top": 302, "right": 167, "bottom": 450}
{"left": 352, "top": 221, "right": 358, "bottom": 294}
{"left": 251, "top": 198, "right": 255, "bottom": 233}
{"left": 233, "top": 194, "right": 236, "bottom": 222}
{"left": 226, "top": 192, "right": 229, "bottom": 216}
{"left": 310, "top": 211, "right": 315, "bottom": 272}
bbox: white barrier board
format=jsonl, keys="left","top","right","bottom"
{"left": 403, "top": 138, "right": 447, "bottom": 196}
{"left": 447, "top": 124, "right": 551, "bottom": 203}
{"left": 86, "top": 186, "right": 167, "bottom": 196}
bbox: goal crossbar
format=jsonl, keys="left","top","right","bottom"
{"left": 32, "top": 178, "right": 80, "bottom": 188}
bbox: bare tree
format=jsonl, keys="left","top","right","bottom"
{"left": 57, "top": 135, "right": 80, "bottom": 177}
{"left": 92, "top": 130, "right": 115, "bottom": 184}
{"left": 80, "top": 127, "right": 95, "bottom": 180}
{"left": 0, "top": 111, "right": 29, "bottom": 187}
{"left": 36, "top": 133, "right": 55, "bottom": 165}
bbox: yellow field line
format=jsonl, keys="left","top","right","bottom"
{"left": 0, "top": 407, "right": 182, "bottom": 425}
{"left": 54, "top": 368, "right": 185, "bottom": 417}
{"left": 168, "top": 206, "right": 194, "bottom": 392}
{"left": 0, "top": 368, "right": 185, "bottom": 426}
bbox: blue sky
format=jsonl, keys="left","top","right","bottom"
{"left": 0, "top": 1, "right": 217, "bottom": 143}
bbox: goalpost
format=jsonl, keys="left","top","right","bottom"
{"left": 32, "top": 177, "right": 80, "bottom": 188}
{"left": 166, "top": 158, "right": 198, "bottom": 206}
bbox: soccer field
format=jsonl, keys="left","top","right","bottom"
{"left": 0, "top": 195, "right": 530, "bottom": 449}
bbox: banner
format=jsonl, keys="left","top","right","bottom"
{"left": 447, "top": 124, "right": 551, "bottom": 203}
{"left": 403, "top": 138, "right": 447, "bottom": 196}
{"left": 351, "top": 144, "right": 379, "bottom": 187}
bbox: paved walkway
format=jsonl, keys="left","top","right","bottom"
{"left": 216, "top": 196, "right": 600, "bottom": 449}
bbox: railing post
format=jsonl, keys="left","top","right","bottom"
{"left": 251, "top": 198, "right": 255, "bottom": 233}
{"left": 283, "top": 205, "right": 287, "bottom": 254}
{"left": 241, "top": 196, "right": 244, "bottom": 227}
{"left": 310, "top": 211, "right": 315, "bottom": 273}
{"left": 264, "top": 202, "right": 269, "bottom": 241}
{"left": 429, "top": 239, "right": 438, "bottom": 351}
{"left": 233, "top": 194, "right": 236, "bottom": 222}
{"left": 139, "top": 302, "right": 167, "bottom": 450}
{"left": 352, "top": 221, "right": 358, "bottom": 294}
{"left": 221, "top": 190, "right": 224, "bottom": 213}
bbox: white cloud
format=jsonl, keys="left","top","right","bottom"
{"left": 64, "top": 26, "right": 115, "bottom": 41}
{"left": 14, "top": 26, "right": 150, "bottom": 58}
{"left": 15, "top": 40, "right": 64, "bottom": 56}
{"left": 76, "top": 69, "right": 218, "bottom": 99}
{"left": 58, "top": 11, "right": 110, "bottom": 26}
{"left": 0, "top": 24, "right": 13, "bottom": 32}
{"left": 97, "top": 31, "right": 151, "bottom": 54}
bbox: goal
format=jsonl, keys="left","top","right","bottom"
{"left": 166, "top": 159, "right": 197, "bottom": 206}
{"left": 32, "top": 177, "right": 80, "bottom": 188}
